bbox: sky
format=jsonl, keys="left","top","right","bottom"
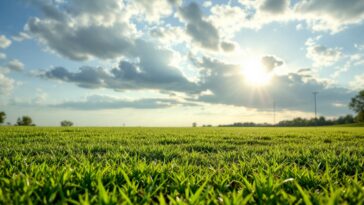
{"left": 0, "top": 0, "right": 364, "bottom": 126}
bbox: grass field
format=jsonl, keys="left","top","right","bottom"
{"left": 1, "top": 127, "right": 364, "bottom": 204}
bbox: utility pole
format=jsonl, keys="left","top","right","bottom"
{"left": 313, "top": 91, "right": 318, "bottom": 119}
{"left": 273, "top": 100, "right": 276, "bottom": 125}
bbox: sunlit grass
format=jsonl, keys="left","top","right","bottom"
{"left": 0, "top": 127, "right": 364, "bottom": 204}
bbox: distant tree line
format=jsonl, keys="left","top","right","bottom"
{"left": 219, "top": 89, "right": 364, "bottom": 127}
{"left": 0, "top": 111, "right": 73, "bottom": 127}
{"left": 219, "top": 122, "right": 272, "bottom": 127}
{"left": 219, "top": 115, "right": 356, "bottom": 127}
{"left": 277, "top": 115, "right": 355, "bottom": 127}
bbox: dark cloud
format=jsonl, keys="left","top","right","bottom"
{"left": 179, "top": 2, "right": 220, "bottom": 50}
{"left": 295, "top": 0, "right": 364, "bottom": 32}
{"left": 296, "top": 0, "right": 364, "bottom": 21}
{"left": 44, "top": 66, "right": 108, "bottom": 88}
{"left": 63, "top": 0, "right": 122, "bottom": 15}
{"left": 27, "top": 18, "right": 133, "bottom": 60}
{"left": 30, "top": 0, "right": 67, "bottom": 21}
{"left": 260, "top": 0, "right": 289, "bottom": 14}
{"left": 52, "top": 95, "right": 197, "bottom": 110}
{"left": 220, "top": 41, "right": 235, "bottom": 52}
{"left": 261, "top": 56, "right": 283, "bottom": 71}
{"left": 43, "top": 40, "right": 197, "bottom": 92}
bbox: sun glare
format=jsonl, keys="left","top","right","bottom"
{"left": 241, "top": 59, "right": 272, "bottom": 87}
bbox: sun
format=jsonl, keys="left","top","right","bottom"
{"left": 241, "top": 58, "right": 272, "bottom": 87}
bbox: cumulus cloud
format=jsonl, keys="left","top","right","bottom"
{"left": 25, "top": 0, "right": 186, "bottom": 66}
{"left": 192, "top": 56, "right": 354, "bottom": 115}
{"left": 231, "top": 0, "right": 364, "bottom": 33}
{"left": 294, "top": 0, "right": 364, "bottom": 32}
{"left": 220, "top": 41, "right": 235, "bottom": 52}
{"left": 0, "top": 35, "right": 11, "bottom": 49}
{"left": 52, "top": 95, "right": 197, "bottom": 110}
{"left": 24, "top": 0, "right": 137, "bottom": 60}
{"left": 208, "top": 4, "right": 248, "bottom": 38}
{"left": 6, "top": 59, "right": 24, "bottom": 71}
{"left": 12, "top": 32, "right": 31, "bottom": 42}
{"left": 40, "top": 51, "right": 354, "bottom": 115}
{"left": 150, "top": 25, "right": 187, "bottom": 46}
{"left": 305, "top": 38, "right": 342, "bottom": 67}
{"left": 131, "top": 0, "right": 178, "bottom": 23}
{"left": 259, "top": 0, "right": 290, "bottom": 14}
{"left": 261, "top": 56, "right": 284, "bottom": 71}
{"left": 13, "top": 0, "right": 360, "bottom": 116}
{"left": 27, "top": 17, "right": 135, "bottom": 60}
{"left": 0, "top": 75, "right": 14, "bottom": 95}
{"left": 42, "top": 40, "right": 197, "bottom": 92}
{"left": 209, "top": 1, "right": 291, "bottom": 36}
{"left": 178, "top": 2, "right": 220, "bottom": 50}
{"left": 349, "top": 74, "right": 364, "bottom": 91}
{"left": 0, "top": 69, "right": 15, "bottom": 96}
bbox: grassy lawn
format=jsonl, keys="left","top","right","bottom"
{"left": 0, "top": 127, "right": 364, "bottom": 204}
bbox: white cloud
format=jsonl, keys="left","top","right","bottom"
{"left": 131, "top": 0, "right": 177, "bottom": 23}
{"left": 203, "top": 1, "right": 212, "bottom": 8}
{"left": 305, "top": 38, "right": 342, "bottom": 67}
{"left": 209, "top": 0, "right": 292, "bottom": 38}
{"left": 0, "top": 73, "right": 15, "bottom": 96}
{"left": 233, "top": 0, "right": 364, "bottom": 33}
{"left": 12, "top": 32, "right": 31, "bottom": 42}
{"left": 150, "top": 25, "right": 188, "bottom": 46}
{"left": 0, "top": 52, "right": 6, "bottom": 60}
{"left": 0, "top": 35, "right": 11, "bottom": 49}
{"left": 294, "top": 0, "right": 364, "bottom": 33}
{"left": 25, "top": 0, "right": 137, "bottom": 60}
{"left": 6, "top": 59, "right": 24, "bottom": 71}
{"left": 209, "top": 4, "right": 249, "bottom": 37}
{"left": 349, "top": 74, "right": 364, "bottom": 91}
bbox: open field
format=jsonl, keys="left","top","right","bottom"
{"left": 1, "top": 127, "right": 364, "bottom": 204}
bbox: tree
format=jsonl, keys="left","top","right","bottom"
{"left": 61, "top": 120, "right": 73, "bottom": 127}
{"left": 0, "top": 112, "right": 5, "bottom": 124}
{"left": 349, "top": 90, "right": 364, "bottom": 122}
{"left": 17, "top": 116, "right": 33, "bottom": 126}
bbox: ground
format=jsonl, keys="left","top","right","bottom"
{"left": 0, "top": 127, "right": 364, "bottom": 204}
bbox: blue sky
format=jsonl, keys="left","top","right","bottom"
{"left": 0, "top": 0, "right": 363, "bottom": 126}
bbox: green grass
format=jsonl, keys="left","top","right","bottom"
{"left": 0, "top": 127, "right": 364, "bottom": 204}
